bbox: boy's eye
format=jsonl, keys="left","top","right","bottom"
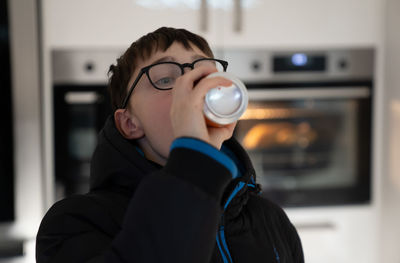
{"left": 154, "top": 77, "right": 175, "bottom": 88}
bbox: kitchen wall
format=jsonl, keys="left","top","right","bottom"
{"left": 380, "top": 0, "right": 400, "bottom": 261}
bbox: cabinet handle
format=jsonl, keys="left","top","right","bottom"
{"left": 247, "top": 87, "right": 371, "bottom": 101}
{"left": 233, "top": 0, "right": 242, "bottom": 32}
{"left": 200, "top": 0, "right": 208, "bottom": 32}
{"left": 294, "top": 222, "right": 336, "bottom": 231}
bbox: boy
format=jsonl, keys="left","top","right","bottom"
{"left": 36, "top": 27, "right": 304, "bottom": 263}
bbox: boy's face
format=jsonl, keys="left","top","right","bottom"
{"left": 117, "top": 42, "right": 212, "bottom": 165}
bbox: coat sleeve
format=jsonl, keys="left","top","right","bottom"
{"left": 36, "top": 141, "right": 234, "bottom": 263}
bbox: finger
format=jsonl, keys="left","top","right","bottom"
{"left": 208, "top": 121, "right": 237, "bottom": 135}
{"left": 208, "top": 122, "right": 237, "bottom": 149}
{"left": 224, "top": 121, "right": 237, "bottom": 131}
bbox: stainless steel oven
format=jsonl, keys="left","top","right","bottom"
{"left": 221, "top": 48, "right": 374, "bottom": 207}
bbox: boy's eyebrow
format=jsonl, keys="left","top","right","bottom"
{"left": 191, "top": 54, "right": 207, "bottom": 60}
{"left": 150, "top": 54, "right": 208, "bottom": 65}
{"left": 151, "top": 56, "right": 175, "bottom": 64}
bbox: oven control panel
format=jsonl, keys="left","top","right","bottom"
{"left": 217, "top": 48, "right": 374, "bottom": 83}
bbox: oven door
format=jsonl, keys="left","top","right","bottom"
{"left": 54, "top": 85, "right": 111, "bottom": 198}
{"left": 234, "top": 85, "right": 372, "bottom": 207}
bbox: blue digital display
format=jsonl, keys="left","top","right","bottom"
{"left": 291, "top": 53, "right": 308, "bottom": 67}
{"left": 273, "top": 53, "right": 326, "bottom": 72}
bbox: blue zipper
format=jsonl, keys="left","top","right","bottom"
{"left": 216, "top": 182, "right": 246, "bottom": 263}
{"left": 216, "top": 225, "right": 231, "bottom": 263}
{"left": 219, "top": 225, "right": 234, "bottom": 263}
{"left": 216, "top": 180, "right": 280, "bottom": 263}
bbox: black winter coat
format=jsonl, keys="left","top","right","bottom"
{"left": 36, "top": 116, "right": 304, "bottom": 263}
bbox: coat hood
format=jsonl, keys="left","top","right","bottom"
{"left": 90, "top": 116, "right": 159, "bottom": 193}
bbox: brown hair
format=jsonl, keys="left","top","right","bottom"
{"left": 107, "top": 27, "right": 214, "bottom": 111}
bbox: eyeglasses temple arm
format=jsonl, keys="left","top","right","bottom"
{"left": 121, "top": 70, "right": 145, "bottom": 109}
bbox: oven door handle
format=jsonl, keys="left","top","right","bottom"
{"left": 64, "top": 91, "right": 100, "bottom": 104}
{"left": 247, "top": 87, "right": 370, "bottom": 101}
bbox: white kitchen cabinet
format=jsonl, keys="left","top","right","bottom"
{"left": 45, "top": 0, "right": 220, "bottom": 48}
{"left": 218, "top": 0, "right": 382, "bottom": 48}
{"left": 286, "top": 206, "right": 378, "bottom": 263}
{"left": 45, "top": 0, "right": 383, "bottom": 49}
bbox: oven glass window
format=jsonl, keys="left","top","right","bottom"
{"left": 54, "top": 86, "right": 111, "bottom": 198}
{"left": 234, "top": 97, "right": 370, "bottom": 206}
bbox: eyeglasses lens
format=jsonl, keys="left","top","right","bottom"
{"left": 194, "top": 59, "right": 225, "bottom": 72}
{"left": 148, "top": 64, "right": 181, "bottom": 90}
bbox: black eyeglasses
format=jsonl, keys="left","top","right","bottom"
{"left": 120, "top": 58, "right": 228, "bottom": 109}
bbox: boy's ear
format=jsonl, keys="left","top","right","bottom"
{"left": 114, "top": 109, "right": 144, "bottom": 139}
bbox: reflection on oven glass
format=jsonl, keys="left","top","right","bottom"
{"left": 235, "top": 100, "right": 358, "bottom": 191}
{"left": 68, "top": 127, "right": 97, "bottom": 161}
{"left": 242, "top": 122, "right": 317, "bottom": 149}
